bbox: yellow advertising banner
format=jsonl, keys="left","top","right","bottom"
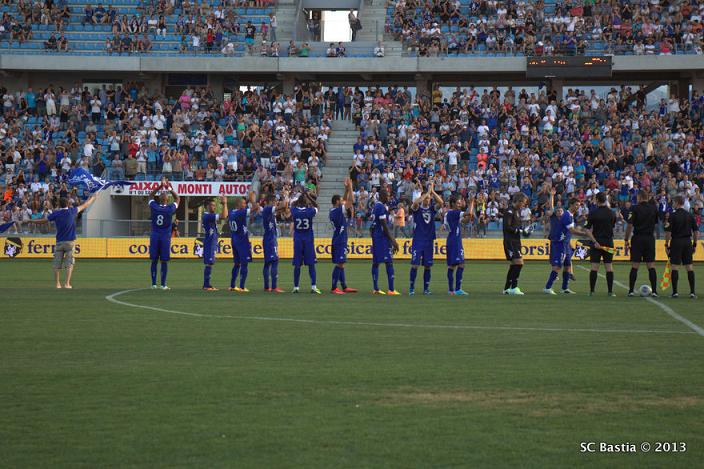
{"left": 2, "top": 236, "right": 703, "bottom": 262}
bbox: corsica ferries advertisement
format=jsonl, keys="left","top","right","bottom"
{"left": 3, "top": 237, "right": 702, "bottom": 262}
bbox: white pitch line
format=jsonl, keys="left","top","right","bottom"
{"left": 576, "top": 265, "right": 704, "bottom": 337}
{"left": 105, "top": 289, "right": 694, "bottom": 336}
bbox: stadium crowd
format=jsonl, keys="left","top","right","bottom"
{"left": 0, "top": 82, "right": 332, "bottom": 233}
{"left": 387, "top": 0, "right": 704, "bottom": 57}
{"left": 345, "top": 84, "right": 704, "bottom": 238}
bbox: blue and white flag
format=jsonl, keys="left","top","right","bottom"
{"left": 0, "top": 221, "right": 14, "bottom": 234}
{"left": 67, "top": 168, "right": 134, "bottom": 193}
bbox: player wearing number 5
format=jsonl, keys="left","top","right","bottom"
{"left": 291, "top": 190, "right": 320, "bottom": 294}
{"left": 148, "top": 178, "right": 180, "bottom": 290}
{"left": 409, "top": 181, "right": 443, "bottom": 295}
{"left": 228, "top": 192, "right": 258, "bottom": 293}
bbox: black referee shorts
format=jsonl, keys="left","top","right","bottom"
{"left": 669, "top": 238, "right": 693, "bottom": 265}
{"left": 590, "top": 244, "right": 614, "bottom": 264}
{"left": 630, "top": 235, "right": 656, "bottom": 263}
{"left": 503, "top": 238, "right": 522, "bottom": 261}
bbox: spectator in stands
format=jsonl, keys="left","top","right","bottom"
{"left": 57, "top": 33, "right": 69, "bottom": 52}
{"left": 349, "top": 10, "right": 361, "bottom": 41}
{"left": 44, "top": 33, "right": 57, "bottom": 51}
{"left": 81, "top": 4, "right": 94, "bottom": 26}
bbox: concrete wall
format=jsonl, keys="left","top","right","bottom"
{"left": 83, "top": 193, "right": 132, "bottom": 237}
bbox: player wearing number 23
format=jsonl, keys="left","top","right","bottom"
{"left": 291, "top": 191, "right": 320, "bottom": 293}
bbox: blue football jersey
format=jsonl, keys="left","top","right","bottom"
{"left": 412, "top": 205, "right": 436, "bottom": 242}
{"left": 202, "top": 212, "right": 219, "bottom": 242}
{"left": 228, "top": 208, "right": 250, "bottom": 240}
{"left": 549, "top": 211, "right": 574, "bottom": 243}
{"left": 370, "top": 202, "right": 389, "bottom": 238}
{"left": 262, "top": 205, "right": 277, "bottom": 241}
{"left": 445, "top": 209, "right": 462, "bottom": 242}
{"left": 329, "top": 206, "right": 348, "bottom": 246}
{"left": 149, "top": 200, "right": 177, "bottom": 235}
{"left": 292, "top": 206, "right": 317, "bottom": 238}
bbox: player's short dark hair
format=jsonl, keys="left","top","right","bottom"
{"left": 568, "top": 197, "right": 579, "bottom": 207}
{"left": 59, "top": 197, "right": 69, "bottom": 208}
{"left": 331, "top": 195, "right": 341, "bottom": 206}
{"left": 449, "top": 195, "right": 459, "bottom": 207}
{"left": 512, "top": 193, "right": 527, "bottom": 204}
{"left": 203, "top": 198, "right": 215, "bottom": 206}
{"left": 595, "top": 192, "right": 607, "bottom": 204}
{"left": 265, "top": 193, "right": 276, "bottom": 204}
{"left": 673, "top": 195, "right": 684, "bottom": 206}
{"left": 637, "top": 190, "right": 650, "bottom": 202}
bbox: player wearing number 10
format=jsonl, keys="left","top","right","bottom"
{"left": 148, "top": 178, "right": 180, "bottom": 290}
{"left": 228, "top": 192, "right": 257, "bottom": 293}
{"left": 291, "top": 191, "right": 320, "bottom": 294}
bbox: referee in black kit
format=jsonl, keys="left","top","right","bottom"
{"left": 502, "top": 193, "right": 530, "bottom": 295}
{"left": 624, "top": 191, "right": 659, "bottom": 297}
{"left": 664, "top": 195, "right": 698, "bottom": 298}
{"left": 586, "top": 192, "right": 617, "bottom": 296}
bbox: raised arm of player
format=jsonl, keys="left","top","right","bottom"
{"left": 343, "top": 177, "right": 354, "bottom": 218}
{"left": 77, "top": 192, "right": 99, "bottom": 214}
{"left": 248, "top": 191, "right": 259, "bottom": 218}
{"left": 429, "top": 182, "right": 444, "bottom": 209}
{"left": 462, "top": 195, "right": 475, "bottom": 224}
{"left": 169, "top": 185, "right": 180, "bottom": 207}
{"left": 305, "top": 191, "right": 318, "bottom": 209}
{"left": 149, "top": 178, "right": 165, "bottom": 200}
{"left": 411, "top": 181, "right": 424, "bottom": 211}
{"left": 545, "top": 187, "right": 556, "bottom": 217}
{"left": 219, "top": 195, "right": 228, "bottom": 220}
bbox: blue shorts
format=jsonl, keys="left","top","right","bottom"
{"left": 149, "top": 233, "right": 171, "bottom": 261}
{"left": 203, "top": 241, "right": 216, "bottom": 265}
{"left": 372, "top": 236, "right": 393, "bottom": 264}
{"left": 331, "top": 243, "right": 348, "bottom": 264}
{"left": 293, "top": 236, "right": 316, "bottom": 266}
{"left": 550, "top": 241, "right": 573, "bottom": 267}
{"left": 232, "top": 239, "right": 252, "bottom": 264}
{"left": 263, "top": 237, "right": 279, "bottom": 262}
{"left": 411, "top": 240, "right": 433, "bottom": 267}
{"left": 446, "top": 238, "right": 465, "bottom": 266}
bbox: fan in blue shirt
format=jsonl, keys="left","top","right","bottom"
{"left": 148, "top": 178, "right": 180, "bottom": 290}
{"left": 409, "top": 181, "right": 443, "bottom": 295}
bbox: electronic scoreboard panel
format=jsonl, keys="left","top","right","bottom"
{"left": 526, "top": 56, "right": 612, "bottom": 78}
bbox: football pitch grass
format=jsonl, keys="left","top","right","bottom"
{"left": 2, "top": 259, "right": 704, "bottom": 468}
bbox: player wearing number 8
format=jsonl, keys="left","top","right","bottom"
{"left": 291, "top": 191, "right": 320, "bottom": 294}
{"left": 148, "top": 178, "right": 180, "bottom": 290}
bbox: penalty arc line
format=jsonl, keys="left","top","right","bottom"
{"left": 576, "top": 265, "right": 704, "bottom": 337}
{"left": 105, "top": 289, "right": 694, "bottom": 336}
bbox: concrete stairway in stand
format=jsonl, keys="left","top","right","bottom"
{"left": 316, "top": 118, "right": 358, "bottom": 236}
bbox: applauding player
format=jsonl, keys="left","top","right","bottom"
{"left": 329, "top": 178, "right": 358, "bottom": 294}
{"left": 148, "top": 178, "right": 180, "bottom": 289}
{"left": 228, "top": 192, "right": 257, "bottom": 293}
{"left": 291, "top": 191, "right": 320, "bottom": 294}
{"left": 445, "top": 194, "right": 474, "bottom": 295}
{"left": 260, "top": 191, "right": 287, "bottom": 293}
{"left": 370, "top": 185, "right": 400, "bottom": 295}
{"left": 201, "top": 196, "right": 227, "bottom": 291}
{"left": 409, "top": 182, "right": 443, "bottom": 295}
{"left": 664, "top": 195, "right": 698, "bottom": 298}
{"left": 503, "top": 193, "right": 529, "bottom": 295}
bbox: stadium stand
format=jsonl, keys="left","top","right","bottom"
{"left": 387, "top": 0, "right": 704, "bottom": 57}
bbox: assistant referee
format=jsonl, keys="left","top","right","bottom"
{"left": 586, "top": 192, "right": 616, "bottom": 296}
{"left": 664, "top": 195, "right": 698, "bottom": 298}
{"left": 624, "top": 191, "right": 659, "bottom": 297}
